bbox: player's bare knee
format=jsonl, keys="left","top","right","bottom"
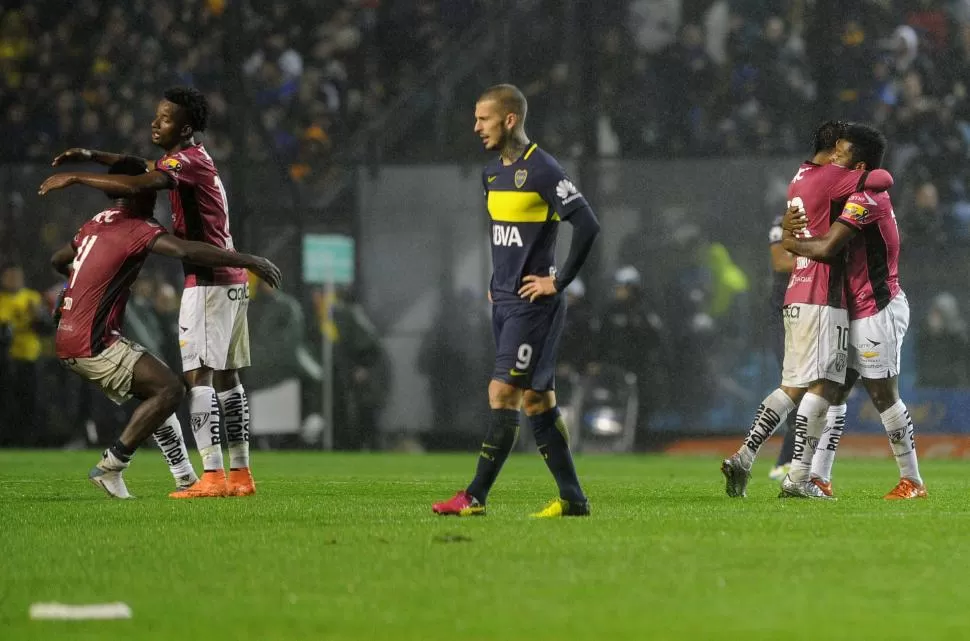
{"left": 184, "top": 366, "right": 213, "bottom": 389}
{"left": 159, "top": 378, "right": 185, "bottom": 414}
{"left": 779, "top": 385, "right": 805, "bottom": 405}
{"left": 863, "top": 378, "right": 898, "bottom": 413}
{"left": 521, "top": 390, "right": 554, "bottom": 416}
{"left": 807, "top": 379, "right": 842, "bottom": 403}
{"left": 488, "top": 379, "right": 521, "bottom": 410}
{"left": 214, "top": 369, "right": 240, "bottom": 392}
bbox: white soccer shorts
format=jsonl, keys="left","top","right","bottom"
{"left": 849, "top": 292, "right": 909, "bottom": 379}
{"left": 178, "top": 284, "right": 251, "bottom": 372}
{"left": 781, "top": 303, "right": 849, "bottom": 387}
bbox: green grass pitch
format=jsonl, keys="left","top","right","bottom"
{"left": 1, "top": 450, "right": 966, "bottom": 640}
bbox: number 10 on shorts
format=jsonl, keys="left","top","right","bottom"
{"left": 836, "top": 325, "right": 849, "bottom": 351}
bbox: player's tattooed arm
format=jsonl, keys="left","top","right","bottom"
{"left": 50, "top": 243, "right": 76, "bottom": 277}
{"left": 38, "top": 170, "right": 171, "bottom": 196}
{"left": 150, "top": 234, "right": 283, "bottom": 288}
{"left": 781, "top": 221, "right": 857, "bottom": 263}
{"left": 52, "top": 149, "right": 151, "bottom": 170}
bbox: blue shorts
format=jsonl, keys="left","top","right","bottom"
{"left": 491, "top": 296, "right": 565, "bottom": 391}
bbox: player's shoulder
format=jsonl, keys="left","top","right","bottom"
{"left": 524, "top": 146, "right": 571, "bottom": 191}
{"left": 161, "top": 144, "right": 214, "bottom": 172}
{"left": 526, "top": 145, "right": 565, "bottom": 174}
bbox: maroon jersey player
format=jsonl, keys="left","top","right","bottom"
{"left": 721, "top": 120, "right": 894, "bottom": 499}
{"left": 780, "top": 123, "right": 926, "bottom": 500}
{"left": 41, "top": 87, "right": 258, "bottom": 499}
{"left": 45, "top": 160, "right": 281, "bottom": 499}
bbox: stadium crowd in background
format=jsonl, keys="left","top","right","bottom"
{"left": 4, "top": 0, "right": 970, "bottom": 447}
{"left": 4, "top": 0, "right": 970, "bottom": 229}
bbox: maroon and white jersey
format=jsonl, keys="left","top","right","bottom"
{"left": 155, "top": 143, "right": 247, "bottom": 288}
{"left": 783, "top": 162, "right": 875, "bottom": 308}
{"left": 55, "top": 207, "right": 166, "bottom": 359}
{"left": 838, "top": 190, "right": 901, "bottom": 321}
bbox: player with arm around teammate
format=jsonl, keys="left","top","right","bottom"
{"left": 41, "top": 87, "right": 259, "bottom": 498}
{"left": 46, "top": 160, "right": 281, "bottom": 498}
{"left": 780, "top": 123, "right": 926, "bottom": 500}
{"left": 721, "top": 120, "right": 894, "bottom": 499}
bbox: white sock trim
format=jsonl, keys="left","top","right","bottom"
{"left": 189, "top": 386, "right": 223, "bottom": 472}
{"left": 217, "top": 384, "right": 251, "bottom": 469}
{"left": 880, "top": 399, "right": 922, "bottom": 484}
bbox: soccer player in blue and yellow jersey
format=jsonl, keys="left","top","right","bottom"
{"left": 433, "top": 84, "right": 600, "bottom": 518}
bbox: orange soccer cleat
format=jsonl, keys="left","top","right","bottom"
{"left": 884, "top": 477, "right": 927, "bottom": 500}
{"left": 169, "top": 470, "right": 229, "bottom": 498}
{"left": 227, "top": 468, "right": 256, "bottom": 497}
{"left": 810, "top": 476, "right": 834, "bottom": 498}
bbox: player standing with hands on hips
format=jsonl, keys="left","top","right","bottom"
{"left": 433, "top": 84, "right": 600, "bottom": 518}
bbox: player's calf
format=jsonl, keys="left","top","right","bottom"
{"left": 90, "top": 354, "right": 186, "bottom": 500}
{"left": 216, "top": 371, "right": 255, "bottom": 495}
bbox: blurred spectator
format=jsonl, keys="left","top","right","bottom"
{"left": 247, "top": 274, "right": 317, "bottom": 390}
{"left": 122, "top": 275, "right": 165, "bottom": 360}
{"left": 0, "top": 262, "right": 47, "bottom": 445}
{"left": 901, "top": 181, "right": 948, "bottom": 244}
{"left": 323, "top": 288, "right": 389, "bottom": 451}
{"left": 419, "top": 290, "right": 490, "bottom": 449}
{"left": 917, "top": 292, "right": 970, "bottom": 387}
{"left": 657, "top": 23, "right": 717, "bottom": 153}
{"left": 558, "top": 278, "right": 599, "bottom": 374}
{"left": 595, "top": 266, "right": 664, "bottom": 445}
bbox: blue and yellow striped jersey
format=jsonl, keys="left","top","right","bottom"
{"left": 484, "top": 143, "right": 589, "bottom": 304}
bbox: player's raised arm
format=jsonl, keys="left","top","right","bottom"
{"left": 832, "top": 167, "right": 893, "bottom": 198}
{"left": 150, "top": 234, "right": 282, "bottom": 289}
{"left": 38, "top": 169, "right": 171, "bottom": 196}
{"left": 52, "top": 148, "right": 151, "bottom": 171}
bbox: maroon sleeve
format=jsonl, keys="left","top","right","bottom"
{"left": 862, "top": 169, "right": 893, "bottom": 192}
{"left": 837, "top": 192, "right": 887, "bottom": 230}
{"left": 830, "top": 167, "right": 893, "bottom": 199}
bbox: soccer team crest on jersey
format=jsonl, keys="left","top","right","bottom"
{"left": 835, "top": 352, "right": 847, "bottom": 372}
{"left": 514, "top": 169, "right": 528, "bottom": 188}
{"left": 162, "top": 157, "right": 182, "bottom": 173}
{"left": 843, "top": 202, "right": 868, "bottom": 222}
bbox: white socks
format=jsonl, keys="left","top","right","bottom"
{"left": 810, "top": 404, "right": 846, "bottom": 483}
{"left": 880, "top": 400, "right": 922, "bottom": 484}
{"left": 788, "top": 392, "right": 830, "bottom": 482}
{"left": 737, "top": 389, "right": 796, "bottom": 469}
{"left": 153, "top": 414, "right": 197, "bottom": 482}
{"left": 218, "top": 384, "right": 251, "bottom": 470}
{"left": 189, "top": 386, "right": 223, "bottom": 472}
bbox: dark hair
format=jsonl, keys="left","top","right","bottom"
{"left": 104, "top": 158, "right": 148, "bottom": 200}
{"left": 0, "top": 261, "right": 21, "bottom": 273}
{"left": 479, "top": 84, "right": 528, "bottom": 122}
{"left": 812, "top": 120, "right": 848, "bottom": 154}
{"left": 163, "top": 86, "right": 209, "bottom": 132}
{"left": 108, "top": 158, "right": 149, "bottom": 177}
{"left": 842, "top": 123, "right": 887, "bottom": 169}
